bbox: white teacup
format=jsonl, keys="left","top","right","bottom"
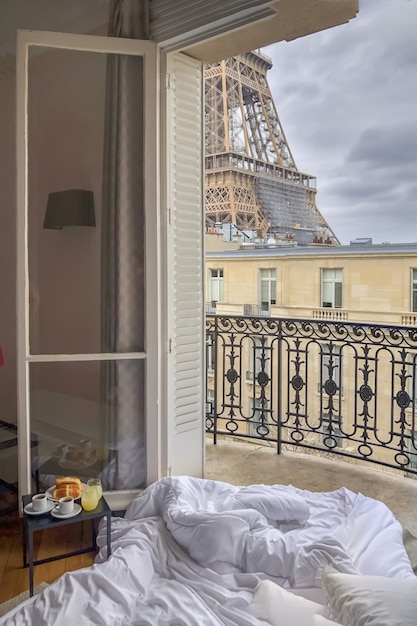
{"left": 32, "top": 493, "right": 48, "bottom": 512}
{"left": 56, "top": 443, "right": 69, "bottom": 457}
{"left": 79, "top": 439, "right": 94, "bottom": 451}
{"left": 56, "top": 496, "right": 74, "bottom": 515}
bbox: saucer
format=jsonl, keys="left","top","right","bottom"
{"left": 24, "top": 501, "right": 55, "bottom": 516}
{"left": 50, "top": 503, "right": 82, "bottom": 519}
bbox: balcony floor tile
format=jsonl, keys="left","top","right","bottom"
{"left": 205, "top": 436, "right": 417, "bottom": 538}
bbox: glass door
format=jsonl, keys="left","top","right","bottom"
{"left": 16, "top": 30, "right": 158, "bottom": 502}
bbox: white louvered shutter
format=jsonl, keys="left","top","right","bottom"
{"left": 164, "top": 53, "right": 204, "bottom": 477}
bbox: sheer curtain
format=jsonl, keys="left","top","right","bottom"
{"left": 100, "top": 0, "right": 148, "bottom": 489}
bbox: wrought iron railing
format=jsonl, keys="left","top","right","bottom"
{"left": 206, "top": 301, "right": 217, "bottom": 314}
{"left": 205, "top": 315, "right": 417, "bottom": 476}
{"left": 243, "top": 304, "right": 270, "bottom": 317}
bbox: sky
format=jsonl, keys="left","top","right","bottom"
{"left": 264, "top": 0, "right": 417, "bottom": 245}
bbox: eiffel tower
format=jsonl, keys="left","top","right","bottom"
{"left": 204, "top": 50, "right": 339, "bottom": 245}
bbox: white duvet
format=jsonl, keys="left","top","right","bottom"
{"left": 2, "top": 477, "right": 414, "bottom": 625}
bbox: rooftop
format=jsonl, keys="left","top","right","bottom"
{"left": 206, "top": 241, "right": 417, "bottom": 259}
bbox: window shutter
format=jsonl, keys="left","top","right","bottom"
{"left": 335, "top": 282, "right": 343, "bottom": 308}
{"left": 165, "top": 52, "right": 204, "bottom": 477}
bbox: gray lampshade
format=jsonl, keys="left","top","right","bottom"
{"left": 43, "top": 189, "right": 96, "bottom": 229}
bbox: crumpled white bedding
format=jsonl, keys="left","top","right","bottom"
{"left": 124, "top": 477, "right": 414, "bottom": 586}
{"left": 1, "top": 476, "right": 414, "bottom": 625}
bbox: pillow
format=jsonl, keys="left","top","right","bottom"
{"left": 321, "top": 566, "right": 417, "bottom": 626}
{"left": 248, "top": 580, "right": 339, "bottom": 626}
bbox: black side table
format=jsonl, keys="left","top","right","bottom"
{"left": 22, "top": 494, "right": 112, "bottom": 596}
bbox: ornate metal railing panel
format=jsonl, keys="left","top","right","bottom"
{"left": 205, "top": 315, "right": 417, "bottom": 476}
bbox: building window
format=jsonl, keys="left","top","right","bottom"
{"left": 247, "top": 337, "right": 269, "bottom": 381}
{"left": 259, "top": 269, "right": 276, "bottom": 311}
{"left": 206, "top": 332, "right": 215, "bottom": 374}
{"left": 320, "top": 343, "right": 342, "bottom": 395}
{"left": 411, "top": 269, "right": 417, "bottom": 312}
{"left": 321, "top": 268, "right": 343, "bottom": 308}
{"left": 409, "top": 432, "right": 417, "bottom": 469}
{"left": 322, "top": 344, "right": 341, "bottom": 382}
{"left": 320, "top": 415, "right": 342, "bottom": 449}
{"left": 208, "top": 268, "right": 224, "bottom": 304}
{"left": 206, "top": 388, "right": 215, "bottom": 415}
{"left": 249, "top": 396, "right": 269, "bottom": 437}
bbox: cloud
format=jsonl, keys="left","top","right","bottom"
{"left": 263, "top": 0, "right": 417, "bottom": 244}
{"left": 348, "top": 126, "right": 417, "bottom": 168}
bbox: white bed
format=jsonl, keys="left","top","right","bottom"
{"left": 2, "top": 476, "right": 417, "bottom": 625}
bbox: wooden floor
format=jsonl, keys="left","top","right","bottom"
{"left": 0, "top": 507, "right": 95, "bottom": 604}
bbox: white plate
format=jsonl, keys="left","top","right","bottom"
{"left": 50, "top": 503, "right": 82, "bottom": 519}
{"left": 24, "top": 501, "right": 55, "bottom": 516}
{"left": 58, "top": 455, "right": 97, "bottom": 470}
{"left": 46, "top": 483, "right": 86, "bottom": 502}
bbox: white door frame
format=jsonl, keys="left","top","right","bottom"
{"left": 16, "top": 30, "right": 160, "bottom": 499}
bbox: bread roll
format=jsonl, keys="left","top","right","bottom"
{"left": 55, "top": 476, "right": 82, "bottom": 487}
{"left": 53, "top": 484, "right": 82, "bottom": 499}
{"left": 54, "top": 476, "right": 82, "bottom": 499}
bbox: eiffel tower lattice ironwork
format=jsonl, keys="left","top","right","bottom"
{"left": 204, "top": 50, "right": 339, "bottom": 245}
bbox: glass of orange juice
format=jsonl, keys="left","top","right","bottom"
{"left": 81, "top": 484, "right": 99, "bottom": 511}
{"left": 87, "top": 477, "right": 103, "bottom": 500}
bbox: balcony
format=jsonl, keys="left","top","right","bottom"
{"left": 243, "top": 303, "right": 270, "bottom": 317}
{"left": 205, "top": 436, "right": 417, "bottom": 539}
{"left": 205, "top": 314, "right": 417, "bottom": 479}
{"left": 206, "top": 301, "right": 217, "bottom": 314}
{"left": 313, "top": 308, "right": 348, "bottom": 321}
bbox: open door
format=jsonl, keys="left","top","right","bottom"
{"left": 16, "top": 30, "right": 159, "bottom": 504}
